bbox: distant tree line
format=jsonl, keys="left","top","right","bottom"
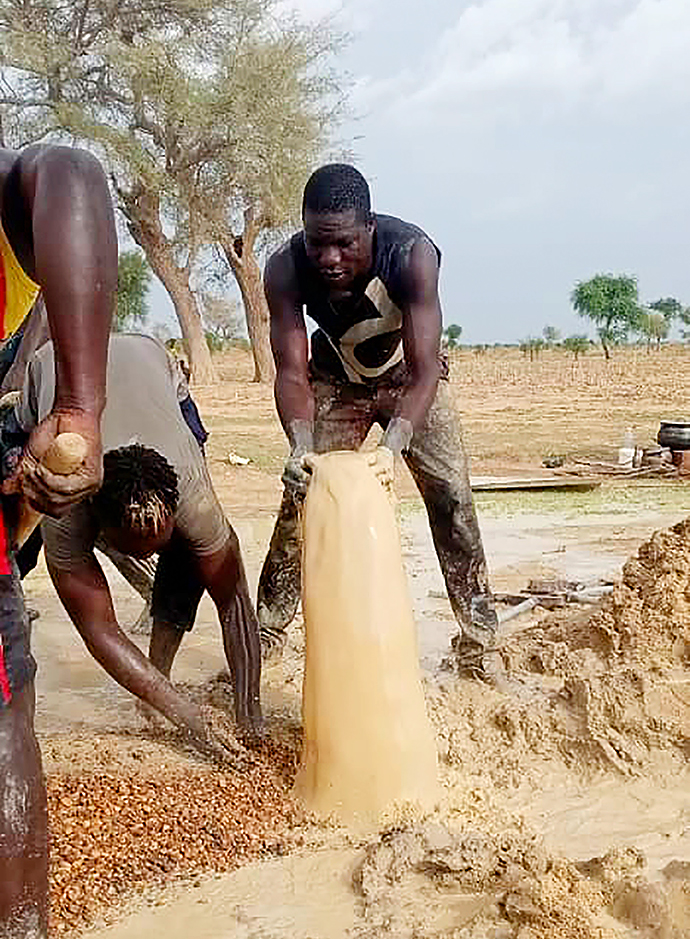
{"left": 571, "top": 274, "right": 689, "bottom": 359}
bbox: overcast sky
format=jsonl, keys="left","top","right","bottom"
{"left": 154, "top": 0, "right": 690, "bottom": 344}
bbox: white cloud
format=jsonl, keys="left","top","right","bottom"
{"left": 365, "top": 0, "right": 690, "bottom": 127}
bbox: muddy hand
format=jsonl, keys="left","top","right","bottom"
{"left": 13, "top": 410, "right": 103, "bottom": 517}
{"left": 194, "top": 705, "right": 252, "bottom": 768}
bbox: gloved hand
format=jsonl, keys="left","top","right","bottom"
{"left": 369, "top": 417, "right": 414, "bottom": 490}
{"left": 281, "top": 419, "right": 314, "bottom": 497}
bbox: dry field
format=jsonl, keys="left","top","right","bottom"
{"left": 196, "top": 343, "right": 690, "bottom": 510}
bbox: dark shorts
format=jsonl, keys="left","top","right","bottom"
{"left": 0, "top": 503, "right": 35, "bottom": 709}
{"left": 151, "top": 532, "right": 204, "bottom": 632}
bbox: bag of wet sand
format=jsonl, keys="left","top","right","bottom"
{"left": 294, "top": 451, "right": 439, "bottom": 825}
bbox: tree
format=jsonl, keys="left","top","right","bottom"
{"left": 570, "top": 274, "right": 641, "bottom": 360}
{"left": 542, "top": 325, "right": 560, "bottom": 348}
{"left": 677, "top": 307, "right": 690, "bottom": 341}
{"left": 0, "top": 0, "right": 343, "bottom": 383}
{"left": 562, "top": 334, "right": 590, "bottom": 361}
{"left": 201, "top": 293, "right": 245, "bottom": 347}
{"left": 115, "top": 251, "right": 152, "bottom": 332}
{"left": 519, "top": 337, "right": 545, "bottom": 361}
{"left": 637, "top": 311, "right": 669, "bottom": 350}
{"left": 649, "top": 297, "right": 681, "bottom": 324}
{"left": 443, "top": 323, "right": 462, "bottom": 349}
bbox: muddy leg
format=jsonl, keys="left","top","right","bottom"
{"left": 402, "top": 382, "right": 498, "bottom": 676}
{"left": 0, "top": 683, "right": 48, "bottom": 938}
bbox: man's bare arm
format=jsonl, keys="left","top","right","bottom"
{"left": 266, "top": 247, "right": 313, "bottom": 430}
{"left": 48, "top": 555, "right": 243, "bottom": 761}
{"left": 15, "top": 146, "right": 117, "bottom": 514}
{"left": 394, "top": 239, "right": 443, "bottom": 430}
{"left": 196, "top": 529, "right": 262, "bottom": 733}
{"left": 265, "top": 247, "right": 315, "bottom": 491}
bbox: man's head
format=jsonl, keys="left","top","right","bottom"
{"left": 302, "top": 164, "right": 375, "bottom": 293}
{"left": 92, "top": 444, "right": 178, "bottom": 557}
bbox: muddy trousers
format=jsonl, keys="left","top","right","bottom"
{"left": 257, "top": 378, "right": 497, "bottom": 650}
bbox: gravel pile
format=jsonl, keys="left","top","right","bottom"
{"left": 47, "top": 738, "right": 302, "bottom": 934}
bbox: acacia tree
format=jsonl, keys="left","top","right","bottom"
{"left": 442, "top": 324, "right": 462, "bottom": 349}
{"left": 562, "top": 334, "right": 590, "bottom": 361}
{"left": 649, "top": 297, "right": 681, "bottom": 324}
{"left": 638, "top": 311, "right": 669, "bottom": 350}
{"left": 0, "top": 0, "right": 342, "bottom": 383}
{"left": 571, "top": 274, "right": 641, "bottom": 360}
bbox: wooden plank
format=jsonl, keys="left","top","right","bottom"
{"left": 470, "top": 476, "right": 602, "bottom": 492}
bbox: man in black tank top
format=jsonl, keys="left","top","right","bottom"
{"left": 257, "top": 164, "right": 497, "bottom": 676}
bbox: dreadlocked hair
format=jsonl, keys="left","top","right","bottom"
{"left": 93, "top": 445, "right": 179, "bottom": 537}
{"left": 302, "top": 163, "right": 372, "bottom": 223}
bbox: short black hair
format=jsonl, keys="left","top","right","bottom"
{"left": 302, "top": 164, "right": 372, "bottom": 223}
{"left": 92, "top": 444, "right": 179, "bottom": 537}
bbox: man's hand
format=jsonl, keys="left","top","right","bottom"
{"left": 137, "top": 696, "right": 253, "bottom": 768}
{"left": 12, "top": 409, "right": 102, "bottom": 517}
{"left": 367, "top": 417, "right": 415, "bottom": 494}
{"left": 282, "top": 418, "right": 315, "bottom": 497}
{"left": 282, "top": 451, "right": 313, "bottom": 496}
{"left": 188, "top": 705, "right": 254, "bottom": 767}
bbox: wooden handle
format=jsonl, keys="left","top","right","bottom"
{"left": 41, "top": 433, "right": 89, "bottom": 475}
{"left": 16, "top": 433, "right": 88, "bottom": 548}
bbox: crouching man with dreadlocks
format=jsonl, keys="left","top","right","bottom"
{"left": 13, "top": 333, "right": 262, "bottom": 752}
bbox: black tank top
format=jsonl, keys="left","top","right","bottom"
{"left": 290, "top": 214, "right": 440, "bottom": 384}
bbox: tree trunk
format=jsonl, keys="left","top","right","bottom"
{"left": 233, "top": 252, "right": 275, "bottom": 384}
{"left": 599, "top": 331, "right": 611, "bottom": 361}
{"left": 152, "top": 253, "right": 215, "bottom": 384}
{"left": 117, "top": 184, "right": 216, "bottom": 384}
{"left": 221, "top": 208, "right": 275, "bottom": 385}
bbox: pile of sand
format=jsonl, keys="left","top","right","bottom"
{"left": 430, "top": 518, "right": 690, "bottom": 782}
{"left": 352, "top": 825, "right": 690, "bottom": 938}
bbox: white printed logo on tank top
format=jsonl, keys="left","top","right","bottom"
{"left": 324, "top": 277, "right": 404, "bottom": 384}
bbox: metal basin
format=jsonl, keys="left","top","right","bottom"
{"left": 658, "top": 421, "right": 690, "bottom": 451}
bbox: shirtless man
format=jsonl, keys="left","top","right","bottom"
{"left": 0, "top": 144, "right": 115, "bottom": 938}
{"left": 257, "top": 163, "right": 498, "bottom": 674}
{"left": 14, "top": 333, "right": 262, "bottom": 746}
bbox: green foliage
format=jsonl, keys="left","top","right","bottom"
{"left": 519, "top": 337, "right": 546, "bottom": 360}
{"left": 0, "top": 0, "right": 345, "bottom": 376}
{"left": 443, "top": 323, "right": 463, "bottom": 349}
{"left": 115, "top": 251, "right": 152, "bottom": 332}
{"left": 637, "top": 311, "right": 670, "bottom": 348}
{"left": 561, "top": 334, "right": 590, "bottom": 360}
{"left": 677, "top": 307, "right": 690, "bottom": 341}
{"left": 571, "top": 274, "right": 641, "bottom": 359}
{"left": 542, "top": 325, "right": 560, "bottom": 347}
{"left": 648, "top": 297, "right": 681, "bottom": 322}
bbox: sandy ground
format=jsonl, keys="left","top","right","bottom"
{"left": 29, "top": 492, "right": 690, "bottom": 938}
{"left": 24, "top": 347, "right": 690, "bottom": 937}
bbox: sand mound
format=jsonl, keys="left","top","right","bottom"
{"left": 430, "top": 518, "right": 690, "bottom": 781}
{"left": 352, "top": 825, "right": 690, "bottom": 938}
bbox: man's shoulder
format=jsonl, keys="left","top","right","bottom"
{"left": 374, "top": 214, "right": 439, "bottom": 254}
{"left": 265, "top": 235, "right": 302, "bottom": 297}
